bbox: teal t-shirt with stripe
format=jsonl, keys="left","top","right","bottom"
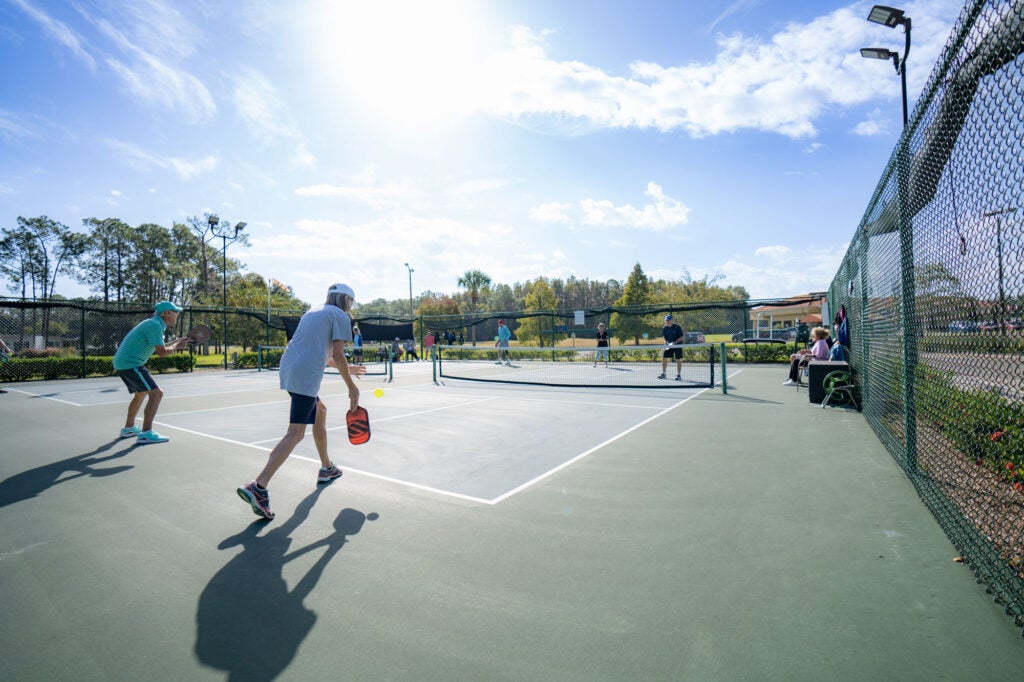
{"left": 113, "top": 315, "right": 167, "bottom": 370}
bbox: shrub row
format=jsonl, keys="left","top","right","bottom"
{"left": 917, "top": 364, "right": 1024, "bottom": 491}
{"left": 0, "top": 353, "right": 194, "bottom": 381}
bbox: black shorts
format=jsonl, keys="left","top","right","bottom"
{"left": 288, "top": 392, "right": 320, "bottom": 424}
{"left": 116, "top": 367, "right": 158, "bottom": 393}
{"left": 663, "top": 347, "right": 682, "bottom": 360}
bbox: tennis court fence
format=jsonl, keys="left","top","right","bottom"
{"left": 827, "top": 0, "right": 1024, "bottom": 636}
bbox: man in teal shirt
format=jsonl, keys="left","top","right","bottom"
{"left": 113, "top": 301, "right": 191, "bottom": 444}
{"left": 495, "top": 319, "right": 512, "bottom": 366}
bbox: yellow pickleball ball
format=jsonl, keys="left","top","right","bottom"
{"left": 373, "top": 388, "right": 384, "bottom": 398}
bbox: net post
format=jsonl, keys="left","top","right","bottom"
{"left": 719, "top": 342, "right": 728, "bottom": 394}
{"left": 257, "top": 345, "right": 263, "bottom": 372}
{"left": 387, "top": 351, "right": 393, "bottom": 382}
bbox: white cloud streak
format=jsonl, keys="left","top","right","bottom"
{"left": 106, "top": 139, "right": 219, "bottom": 180}
{"left": 233, "top": 68, "right": 315, "bottom": 168}
{"left": 530, "top": 182, "right": 690, "bottom": 231}
{"left": 7, "top": 0, "right": 96, "bottom": 70}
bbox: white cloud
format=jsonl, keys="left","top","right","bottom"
{"left": 80, "top": 6, "right": 215, "bottom": 123}
{"left": 232, "top": 68, "right": 316, "bottom": 168}
{"left": 7, "top": 0, "right": 96, "bottom": 70}
{"left": 450, "top": 178, "right": 516, "bottom": 196}
{"left": 852, "top": 108, "right": 888, "bottom": 136}
{"left": 107, "top": 139, "right": 219, "bottom": 180}
{"left": 473, "top": 1, "right": 960, "bottom": 138}
{"left": 529, "top": 202, "right": 573, "bottom": 223}
{"left": 0, "top": 109, "right": 34, "bottom": 140}
{"left": 531, "top": 182, "right": 690, "bottom": 231}
{"left": 294, "top": 178, "right": 426, "bottom": 209}
{"left": 713, "top": 242, "right": 848, "bottom": 298}
{"left": 247, "top": 214, "right": 568, "bottom": 302}
{"left": 755, "top": 245, "right": 792, "bottom": 260}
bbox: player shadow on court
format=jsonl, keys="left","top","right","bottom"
{"left": 195, "top": 487, "right": 379, "bottom": 681}
{"left": 0, "top": 438, "right": 138, "bottom": 508}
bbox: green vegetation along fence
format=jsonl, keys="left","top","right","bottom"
{"left": 0, "top": 298, "right": 305, "bottom": 381}
{"left": 828, "top": 0, "right": 1024, "bottom": 636}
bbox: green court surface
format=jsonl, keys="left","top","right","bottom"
{"left": 1, "top": 364, "right": 1022, "bottom": 681}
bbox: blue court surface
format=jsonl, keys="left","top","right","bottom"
{"left": 2, "top": 364, "right": 1023, "bottom": 681}
{"left": 6, "top": 364, "right": 706, "bottom": 503}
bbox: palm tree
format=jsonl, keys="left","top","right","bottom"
{"left": 457, "top": 269, "right": 491, "bottom": 345}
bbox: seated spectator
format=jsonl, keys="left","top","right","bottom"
{"left": 404, "top": 339, "right": 419, "bottom": 361}
{"left": 391, "top": 337, "right": 403, "bottom": 362}
{"left": 783, "top": 326, "right": 831, "bottom": 386}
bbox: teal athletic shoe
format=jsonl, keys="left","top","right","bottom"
{"left": 120, "top": 426, "right": 141, "bottom": 439}
{"left": 136, "top": 430, "right": 170, "bottom": 444}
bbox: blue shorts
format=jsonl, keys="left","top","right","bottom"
{"left": 288, "top": 392, "right": 319, "bottom": 424}
{"left": 116, "top": 367, "right": 158, "bottom": 393}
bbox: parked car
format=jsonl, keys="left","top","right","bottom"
{"left": 684, "top": 332, "right": 705, "bottom": 344}
{"left": 732, "top": 329, "right": 776, "bottom": 342}
{"left": 948, "top": 320, "right": 981, "bottom": 332}
{"left": 773, "top": 327, "right": 798, "bottom": 341}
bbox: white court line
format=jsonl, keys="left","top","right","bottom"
{"left": 149, "top": 421, "right": 273, "bottom": 450}
{"left": 2, "top": 387, "right": 87, "bottom": 406}
{"left": 249, "top": 396, "right": 500, "bottom": 445}
{"left": 160, "top": 399, "right": 289, "bottom": 418}
{"left": 145, "top": 369, "right": 746, "bottom": 505}
{"left": 286, "top": 456, "right": 493, "bottom": 504}
{"left": 489, "top": 382, "right": 720, "bottom": 504}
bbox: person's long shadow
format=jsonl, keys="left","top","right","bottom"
{"left": 195, "top": 487, "right": 379, "bottom": 681}
{"left": 0, "top": 439, "right": 137, "bottom": 507}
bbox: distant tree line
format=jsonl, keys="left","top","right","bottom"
{"left": 0, "top": 215, "right": 308, "bottom": 313}
{"left": 1, "top": 215, "right": 752, "bottom": 346}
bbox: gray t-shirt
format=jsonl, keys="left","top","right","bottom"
{"left": 279, "top": 304, "right": 352, "bottom": 397}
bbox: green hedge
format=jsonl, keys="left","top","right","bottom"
{"left": 0, "top": 353, "right": 194, "bottom": 381}
{"left": 917, "top": 363, "right": 1024, "bottom": 491}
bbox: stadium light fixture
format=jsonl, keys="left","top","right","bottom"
{"left": 861, "top": 5, "right": 911, "bottom": 128}
{"left": 211, "top": 218, "right": 247, "bottom": 369}
{"left": 867, "top": 5, "right": 907, "bottom": 28}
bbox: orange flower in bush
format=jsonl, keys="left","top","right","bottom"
{"left": 1006, "top": 462, "right": 1017, "bottom": 472}
{"left": 990, "top": 430, "right": 1005, "bottom": 441}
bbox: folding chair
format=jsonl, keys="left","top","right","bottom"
{"left": 821, "top": 369, "right": 858, "bottom": 409}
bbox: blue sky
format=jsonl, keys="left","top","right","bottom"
{"left": 0, "top": 0, "right": 964, "bottom": 306}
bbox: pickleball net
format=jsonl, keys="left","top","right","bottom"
{"left": 257, "top": 345, "right": 389, "bottom": 376}
{"left": 435, "top": 344, "right": 717, "bottom": 388}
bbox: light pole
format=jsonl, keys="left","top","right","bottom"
{"left": 860, "top": 5, "right": 912, "bottom": 128}
{"left": 209, "top": 215, "right": 246, "bottom": 370}
{"left": 983, "top": 207, "right": 1018, "bottom": 335}
{"left": 266, "top": 276, "right": 272, "bottom": 347}
{"left": 404, "top": 262, "right": 414, "bottom": 317}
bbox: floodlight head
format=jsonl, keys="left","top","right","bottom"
{"left": 234, "top": 221, "right": 246, "bottom": 233}
{"left": 208, "top": 214, "right": 219, "bottom": 227}
{"left": 868, "top": 5, "right": 906, "bottom": 28}
{"left": 860, "top": 47, "right": 898, "bottom": 60}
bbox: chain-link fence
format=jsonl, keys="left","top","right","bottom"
{"left": 828, "top": 0, "right": 1024, "bottom": 635}
{"left": 0, "top": 298, "right": 305, "bottom": 380}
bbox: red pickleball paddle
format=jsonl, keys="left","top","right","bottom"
{"left": 346, "top": 406, "right": 370, "bottom": 445}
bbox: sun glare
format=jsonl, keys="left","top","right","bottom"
{"left": 311, "top": 0, "right": 492, "bottom": 129}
